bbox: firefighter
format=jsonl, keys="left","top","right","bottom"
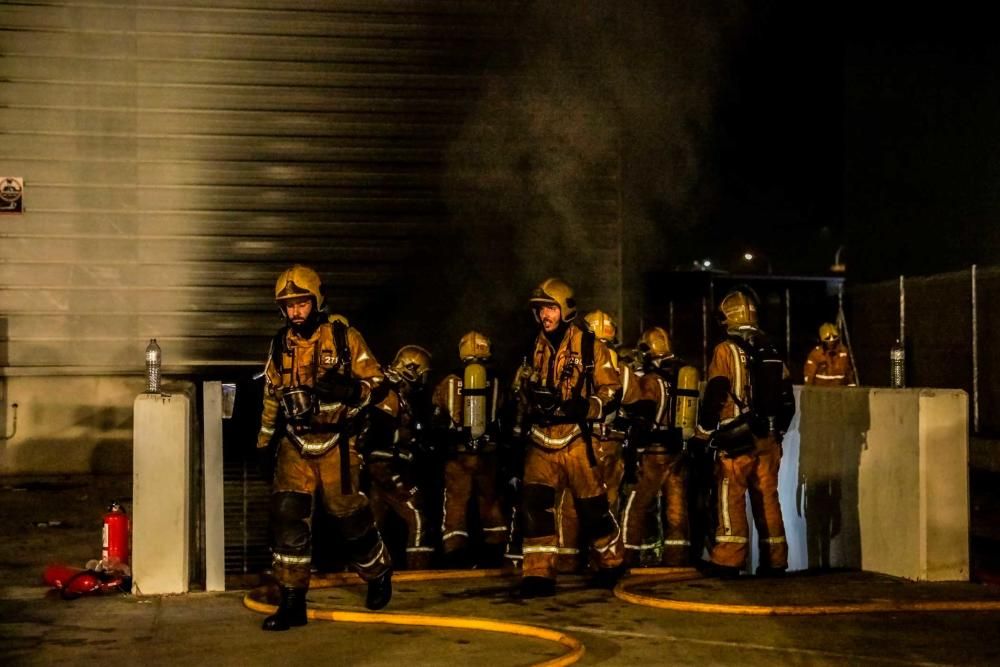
{"left": 517, "top": 278, "right": 625, "bottom": 598}
{"left": 256, "top": 265, "right": 394, "bottom": 630}
{"left": 695, "top": 290, "right": 795, "bottom": 578}
{"left": 621, "top": 326, "right": 694, "bottom": 567}
{"left": 366, "top": 345, "right": 434, "bottom": 570}
{"left": 433, "top": 331, "right": 509, "bottom": 569}
{"left": 554, "top": 309, "right": 642, "bottom": 573}
{"left": 804, "top": 322, "right": 856, "bottom": 386}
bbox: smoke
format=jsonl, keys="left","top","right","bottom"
{"left": 426, "top": 0, "right": 744, "bottom": 363}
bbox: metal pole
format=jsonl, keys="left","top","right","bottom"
{"left": 838, "top": 282, "right": 859, "bottom": 385}
{"left": 972, "top": 264, "right": 979, "bottom": 433}
{"left": 785, "top": 287, "right": 792, "bottom": 364}
{"left": 899, "top": 275, "right": 906, "bottom": 348}
{"left": 669, "top": 300, "right": 674, "bottom": 335}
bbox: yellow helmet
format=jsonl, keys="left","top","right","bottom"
{"left": 819, "top": 322, "right": 840, "bottom": 342}
{"left": 719, "top": 290, "right": 758, "bottom": 331}
{"left": 458, "top": 331, "right": 491, "bottom": 362}
{"left": 584, "top": 309, "right": 618, "bottom": 345}
{"left": 274, "top": 265, "right": 323, "bottom": 309}
{"left": 638, "top": 326, "right": 673, "bottom": 359}
{"left": 530, "top": 278, "right": 577, "bottom": 322}
{"left": 390, "top": 345, "right": 432, "bottom": 383}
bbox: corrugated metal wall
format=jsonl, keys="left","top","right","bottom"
{"left": 0, "top": 1, "right": 623, "bottom": 374}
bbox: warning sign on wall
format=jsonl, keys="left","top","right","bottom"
{"left": 0, "top": 177, "right": 23, "bottom": 214}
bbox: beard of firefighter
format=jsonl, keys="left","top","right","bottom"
{"left": 518, "top": 278, "right": 625, "bottom": 598}
{"left": 256, "top": 265, "right": 395, "bottom": 631}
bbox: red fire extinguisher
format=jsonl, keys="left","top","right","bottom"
{"left": 102, "top": 501, "right": 130, "bottom": 568}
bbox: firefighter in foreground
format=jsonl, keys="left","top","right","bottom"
{"left": 256, "top": 265, "right": 394, "bottom": 630}
{"left": 804, "top": 322, "right": 856, "bottom": 386}
{"left": 367, "top": 345, "right": 434, "bottom": 570}
{"left": 696, "top": 290, "right": 795, "bottom": 577}
{"left": 517, "top": 278, "right": 625, "bottom": 597}
{"left": 554, "top": 309, "right": 641, "bottom": 573}
{"left": 433, "top": 331, "right": 509, "bottom": 569}
{"left": 622, "top": 326, "right": 698, "bottom": 567}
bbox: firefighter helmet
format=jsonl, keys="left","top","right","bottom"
{"left": 274, "top": 265, "right": 323, "bottom": 309}
{"left": 390, "top": 345, "right": 432, "bottom": 384}
{"left": 459, "top": 331, "right": 491, "bottom": 362}
{"left": 584, "top": 309, "right": 618, "bottom": 345}
{"left": 638, "top": 326, "right": 674, "bottom": 359}
{"left": 719, "top": 290, "right": 759, "bottom": 331}
{"left": 819, "top": 322, "right": 840, "bottom": 342}
{"left": 530, "top": 278, "right": 577, "bottom": 322}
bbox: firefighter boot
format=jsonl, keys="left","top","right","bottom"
{"left": 365, "top": 570, "right": 393, "bottom": 611}
{"left": 515, "top": 576, "right": 556, "bottom": 599}
{"left": 262, "top": 586, "right": 308, "bottom": 631}
{"left": 478, "top": 543, "right": 507, "bottom": 569}
{"left": 588, "top": 564, "right": 626, "bottom": 590}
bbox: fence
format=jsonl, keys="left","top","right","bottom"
{"left": 847, "top": 265, "right": 998, "bottom": 437}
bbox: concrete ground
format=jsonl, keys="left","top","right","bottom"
{"left": 2, "top": 475, "right": 1000, "bottom": 666}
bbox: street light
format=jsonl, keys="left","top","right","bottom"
{"left": 742, "top": 250, "right": 772, "bottom": 275}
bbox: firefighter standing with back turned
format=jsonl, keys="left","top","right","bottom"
{"left": 256, "top": 265, "right": 394, "bottom": 630}
{"left": 622, "top": 326, "right": 699, "bottom": 567}
{"left": 433, "top": 331, "right": 509, "bottom": 569}
{"left": 804, "top": 322, "right": 856, "bottom": 386}
{"left": 517, "top": 278, "right": 625, "bottom": 598}
{"left": 695, "top": 290, "right": 795, "bottom": 578}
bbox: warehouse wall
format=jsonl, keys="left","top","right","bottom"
{"left": 0, "top": 1, "right": 631, "bottom": 471}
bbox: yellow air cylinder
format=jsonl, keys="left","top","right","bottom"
{"left": 463, "top": 363, "right": 487, "bottom": 439}
{"left": 674, "top": 365, "right": 700, "bottom": 440}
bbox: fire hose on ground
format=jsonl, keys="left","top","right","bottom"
{"left": 243, "top": 569, "right": 584, "bottom": 667}
{"left": 244, "top": 566, "right": 1000, "bottom": 666}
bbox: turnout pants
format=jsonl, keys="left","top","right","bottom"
{"left": 556, "top": 437, "right": 625, "bottom": 572}
{"left": 368, "top": 460, "right": 432, "bottom": 570}
{"left": 522, "top": 438, "right": 624, "bottom": 580}
{"left": 270, "top": 438, "right": 392, "bottom": 588}
{"left": 710, "top": 435, "right": 788, "bottom": 570}
{"left": 441, "top": 452, "right": 508, "bottom": 554}
{"left": 622, "top": 451, "right": 690, "bottom": 566}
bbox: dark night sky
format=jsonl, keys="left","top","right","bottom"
{"left": 698, "top": 4, "right": 1000, "bottom": 281}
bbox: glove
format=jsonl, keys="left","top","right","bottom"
{"left": 611, "top": 415, "right": 631, "bottom": 433}
{"left": 559, "top": 397, "right": 591, "bottom": 421}
{"left": 315, "top": 370, "right": 365, "bottom": 405}
{"left": 254, "top": 439, "right": 276, "bottom": 481}
{"left": 357, "top": 407, "right": 397, "bottom": 455}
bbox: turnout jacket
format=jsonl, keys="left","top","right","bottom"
{"left": 528, "top": 322, "right": 622, "bottom": 450}
{"left": 258, "top": 322, "right": 396, "bottom": 456}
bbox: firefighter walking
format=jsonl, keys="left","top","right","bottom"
{"left": 256, "top": 265, "right": 394, "bottom": 630}
{"left": 517, "top": 279, "right": 625, "bottom": 598}
{"left": 367, "top": 345, "right": 435, "bottom": 570}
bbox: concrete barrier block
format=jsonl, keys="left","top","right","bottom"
{"left": 132, "top": 392, "right": 191, "bottom": 594}
{"left": 860, "top": 389, "right": 968, "bottom": 581}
